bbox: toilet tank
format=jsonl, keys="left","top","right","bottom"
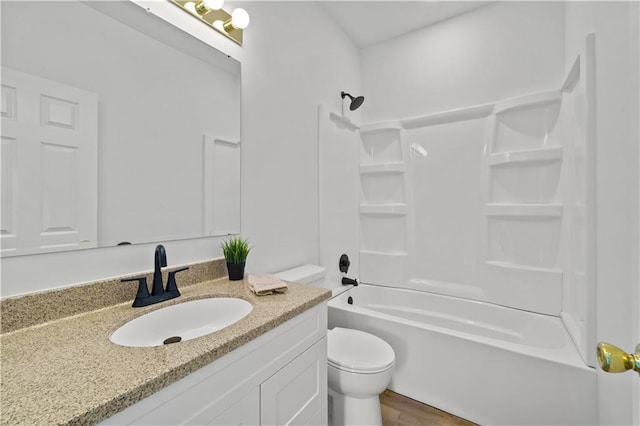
{"left": 274, "top": 265, "right": 353, "bottom": 298}
{"left": 274, "top": 264, "right": 326, "bottom": 285}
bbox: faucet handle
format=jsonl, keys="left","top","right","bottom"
{"left": 122, "top": 276, "right": 150, "bottom": 307}
{"left": 166, "top": 267, "right": 189, "bottom": 295}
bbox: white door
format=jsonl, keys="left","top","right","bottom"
{"left": 596, "top": 210, "right": 640, "bottom": 423}
{"left": 1, "top": 67, "right": 98, "bottom": 256}
{"left": 636, "top": 285, "right": 639, "bottom": 423}
{"left": 593, "top": 1, "right": 640, "bottom": 423}
{"left": 203, "top": 135, "right": 241, "bottom": 237}
{"left": 632, "top": 6, "right": 639, "bottom": 423}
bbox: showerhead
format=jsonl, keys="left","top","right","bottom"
{"left": 341, "top": 91, "right": 365, "bottom": 111}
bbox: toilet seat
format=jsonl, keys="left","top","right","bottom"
{"left": 328, "top": 327, "right": 395, "bottom": 374}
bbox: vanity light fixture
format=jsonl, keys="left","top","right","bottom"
{"left": 171, "top": 0, "right": 250, "bottom": 46}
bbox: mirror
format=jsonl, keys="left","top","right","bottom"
{"left": 0, "top": 1, "right": 241, "bottom": 257}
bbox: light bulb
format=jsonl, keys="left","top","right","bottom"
{"left": 184, "top": 1, "right": 197, "bottom": 13}
{"left": 212, "top": 20, "right": 225, "bottom": 32}
{"left": 230, "top": 8, "right": 250, "bottom": 29}
{"left": 203, "top": 0, "right": 224, "bottom": 10}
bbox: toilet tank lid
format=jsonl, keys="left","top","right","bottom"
{"left": 274, "top": 264, "right": 326, "bottom": 284}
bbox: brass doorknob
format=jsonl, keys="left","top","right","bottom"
{"left": 596, "top": 342, "right": 640, "bottom": 373}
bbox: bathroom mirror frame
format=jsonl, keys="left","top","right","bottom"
{"left": 0, "top": 0, "right": 241, "bottom": 257}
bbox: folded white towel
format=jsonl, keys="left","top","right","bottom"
{"left": 247, "top": 274, "right": 288, "bottom": 296}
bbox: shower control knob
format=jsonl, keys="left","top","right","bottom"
{"left": 339, "top": 254, "right": 350, "bottom": 273}
{"left": 596, "top": 342, "right": 640, "bottom": 373}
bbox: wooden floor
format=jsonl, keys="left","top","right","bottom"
{"left": 380, "top": 390, "right": 477, "bottom": 426}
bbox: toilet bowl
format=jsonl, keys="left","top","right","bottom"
{"left": 327, "top": 327, "right": 395, "bottom": 426}
{"left": 274, "top": 265, "right": 395, "bottom": 426}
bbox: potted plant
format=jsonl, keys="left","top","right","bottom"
{"left": 221, "top": 236, "right": 251, "bottom": 280}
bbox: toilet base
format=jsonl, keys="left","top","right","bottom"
{"left": 328, "top": 388, "right": 383, "bottom": 426}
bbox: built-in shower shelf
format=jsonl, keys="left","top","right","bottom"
{"left": 485, "top": 260, "right": 562, "bottom": 278}
{"left": 360, "top": 250, "right": 409, "bottom": 286}
{"left": 360, "top": 124, "right": 404, "bottom": 164}
{"left": 329, "top": 112, "right": 359, "bottom": 131}
{"left": 488, "top": 146, "right": 563, "bottom": 166}
{"left": 360, "top": 204, "right": 408, "bottom": 215}
{"left": 484, "top": 261, "right": 563, "bottom": 294}
{"left": 360, "top": 249, "right": 409, "bottom": 257}
{"left": 360, "top": 162, "right": 406, "bottom": 174}
{"left": 359, "top": 121, "right": 403, "bottom": 134}
{"left": 400, "top": 103, "right": 495, "bottom": 129}
{"left": 485, "top": 203, "right": 563, "bottom": 217}
{"left": 493, "top": 90, "right": 561, "bottom": 115}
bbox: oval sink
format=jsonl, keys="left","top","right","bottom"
{"left": 110, "top": 298, "right": 253, "bottom": 347}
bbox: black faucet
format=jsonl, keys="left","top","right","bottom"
{"left": 152, "top": 244, "right": 167, "bottom": 296}
{"left": 342, "top": 277, "right": 358, "bottom": 286}
{"left": 121, "top": 244, "right": 189, "bottom": 307}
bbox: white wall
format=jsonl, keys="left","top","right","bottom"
{"left": 360, "top": 1, "right": 565, "bottom": 122}
{"left": 239, "top": 2, "right": 360, "bottom": 276}
{"left": 0, "top": 1, "right": 360, "bottom": 297}
{"left": 564, "top": 2, "right": 640, "bottom": 424}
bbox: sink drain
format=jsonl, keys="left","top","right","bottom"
{"left": 163, "top": 336, "right": 182, "bottom": 345}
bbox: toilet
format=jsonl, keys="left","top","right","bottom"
{"left": 274, "top": 265, "right": 395, "bottom": 426}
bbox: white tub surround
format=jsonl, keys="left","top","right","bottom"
{"left": 355, "top": 35, "right": 597, "bottom": 368}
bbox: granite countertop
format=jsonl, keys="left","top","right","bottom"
{"left": 0, "top": 277, "right": 330, "bottom": 425}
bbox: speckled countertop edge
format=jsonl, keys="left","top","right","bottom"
{"left": 0, "top": 258, "right": 227, "bottom": 334}
{"left": 0, "top": 276, "right": 330, "bottom": 425}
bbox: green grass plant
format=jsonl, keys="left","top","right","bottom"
{"left": 221, "top": 236, "right": 251, "bottom": 264}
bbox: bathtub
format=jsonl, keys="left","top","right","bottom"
{"left": 327, "top": 284, "right": 597, "bottom": 425}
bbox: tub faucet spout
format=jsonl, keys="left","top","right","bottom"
{"left": 342, "top": 277, "right": 358, "bottom": 286}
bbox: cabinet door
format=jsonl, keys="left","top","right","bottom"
{"left": 206, "top": 387, "right": 259, "bottom": 426}
{"left": 261, "top": 337, "right": 327, "bottom": 426}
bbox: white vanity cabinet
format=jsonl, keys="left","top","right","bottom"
{"left": 101, "top": 303, "right": 328, "bottom": 425}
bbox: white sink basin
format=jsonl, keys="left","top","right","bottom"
{"left": 110, "top": 298, "right": 253, "bottom": 347}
